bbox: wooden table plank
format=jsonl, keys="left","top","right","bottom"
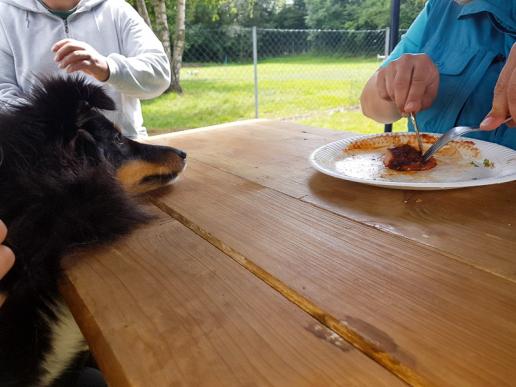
{"left": 149, "top": 161, "right": 516, "bottom": 387}
{"left": 149, "top": 119, "right": 345, "bottom": 200}
{"left": 151, "top": 120, "right": 516, "bottom": 282}
{"left": 61, "top": 207, "right": 403, "bottom": 387}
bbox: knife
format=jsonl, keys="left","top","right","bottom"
{"left": 409, "top": 112, "right": 424, "bottom": 153}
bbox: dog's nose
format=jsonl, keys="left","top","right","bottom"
{"left": 175, "top": 149, "right": 187, "bottom": 160}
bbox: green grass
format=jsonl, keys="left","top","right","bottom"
{"left": 299, "top": 110, "right": 407, "bottom": 133}
{"left": 142, "top": 55, "right": 406, "bottom": 135}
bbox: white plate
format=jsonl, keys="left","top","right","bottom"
{"left": 309, "top": 132, "right": 516, "bottom": 190}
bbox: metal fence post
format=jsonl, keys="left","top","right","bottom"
{"left": 252, "top": 26, "right": 259, "bottom": 119}
{"left": 384, "top": 27, "right": 390, "bottom": 57}
{"left": 385, "top": 0, "right": 401, "bottom": 133}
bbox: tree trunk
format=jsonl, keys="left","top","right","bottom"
{"left": 151, "top": 0, "right": 173, "bottom": 88}
{"left": 170, "top": 0, "right": 186, "bottom": 93}
{"left": 134, "top": 0, "right": 152, "bottom": 27}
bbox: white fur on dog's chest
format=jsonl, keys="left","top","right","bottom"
{"left": 39, "top": 300, "right": 87, "bottom": 387}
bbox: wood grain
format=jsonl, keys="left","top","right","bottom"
{"left": 61, "top": 207, "right": 403, "bottom": 387}
{"left": 150, "top": 120, "right": 516, "bottom": 282}
{"left": 149, "top": 160, "right": 516, "bottom": 387}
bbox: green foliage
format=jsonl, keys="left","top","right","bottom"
{"left": 185, "top": 0, "right": 283, "bottom": 28}
{"left": 180, "top": 0, "right": 424, "bottom": 63}
{"left": 130, "top": 0, "right": 424, "bottom": 65}
{"left": 141, "top": 55, "right": 399, "bottom": 135}
{"left": 273, "top": 0, "right": 307, "bottom": 29}
{"left": 304, "top": 0, "right": 425, "bottom": 29}
{"left": 187, "top": 0, "right": 238, "bottom": 27}
{"left": 183, "top": 26, "right": 253, "bottom": 63}
{"left": 183, "top": 28, "right": 385, "bottom": 63}
{"left": 236, "top": 0, "right": 279, "bottom": 27}
{"left": 399, "top": 0, "right": 426, "bottom": 28}
{"left": 305, "top": 0, "right": 359, "bottom": 30}
{"left": 130, "top": 0, "right": 425, "bottom": 31}
{"left": 349, "top": 0, "right": 391, "bottom": 29}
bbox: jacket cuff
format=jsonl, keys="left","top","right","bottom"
{"left": 105, "top": 54, "right": 122, "bottom": 86}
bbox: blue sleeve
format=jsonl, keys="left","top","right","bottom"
{"left": 381, "top": 1, "right": 430, "bottom": 67}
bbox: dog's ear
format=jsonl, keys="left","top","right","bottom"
{"left": 26, "top": 76, "right": 116, "bottom": 142}
{"left": 70, "top": 129, "right": 102, "bottom": 163}
{"left": 74, "top": 81, "right": 116, "bottom": 111}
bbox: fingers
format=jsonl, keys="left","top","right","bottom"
{"left": 481, "top": 45, "right": 516, "bottom": 130}
{"left": 53, "top": 40, "right": 89, "bottom": 63}
{"left": 51, "top": 38, "right": 71, "bottom": 53}
{"left": 0, "top": 220, "right": 14, "bottom": 279}
{"left": 0, "top": 219, "right": 6, "bottom": 242}
{"left": 384, "top": 71, "right": 395, "bottom": 102}
{"left": 0, "top": 245, "right": 14, "bottom": 279}
{"left": 58, "top": 50, "right": 93, "bottom": 70}
{"left": 376, "top": 54, "right": 439, "bottom": 116}
{"left": 480, "top": 112, "right": 509, "bottom": 130}
{"left": 507, "top": 71, "right": 516, "bottom": 125}
{"left": 377, "top": 70, "right": 390, "bottom": 101}
{"left": 51, "top": 39, "right": 109, "bottom": 81}
{"left": 483, "top": 68, "right": 511, "bottom": 130}
{"left": 65, "top": 61, "right": 95, "bottom": 75}
{"left": 404, "top": 60, "right": 438, "bottom": 112}
{"left": 392, "top": 61, "right": 412, "bottom": 113}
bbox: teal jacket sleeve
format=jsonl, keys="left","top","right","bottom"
{"left": 381, "top": 1, "right": 430, "bottom": 67}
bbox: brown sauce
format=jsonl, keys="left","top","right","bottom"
{"left": 384, "top": 144, "right": 437, "bottom": 171}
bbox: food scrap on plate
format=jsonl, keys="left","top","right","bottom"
{"left": 384, "top": 144, "right": 437, "bottom": 171}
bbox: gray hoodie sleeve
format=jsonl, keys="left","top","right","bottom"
{"left": 0, "top": 19, "right": 24, "bottom": 104}
{"left": 105, "top": 1, "right": 171, "bottom": 100}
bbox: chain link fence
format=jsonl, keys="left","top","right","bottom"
{"left": 145, "top": 27, "right": 406, "bottom": 134}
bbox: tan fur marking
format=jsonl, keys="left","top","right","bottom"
{"left": 116, "top": 159, "right": 183, "bottom": 194}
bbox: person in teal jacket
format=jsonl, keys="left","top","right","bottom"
{"left": 360, "top": 0, "right": 516, "bottom": 149}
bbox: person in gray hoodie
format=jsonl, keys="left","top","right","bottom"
{"left": 0, "top": 0, "right": 171, "bottom": 138}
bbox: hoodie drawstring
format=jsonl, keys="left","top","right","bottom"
{"left": 25, "top": 11, "right": 30, "bottom": 28}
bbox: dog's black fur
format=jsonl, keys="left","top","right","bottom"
{"left": 0, "top": 76, "right": 186, "bottom": 386}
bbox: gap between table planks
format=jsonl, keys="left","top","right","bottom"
{"left": 148, "top": 157, "right": 516, "bottom": 387}
{"left": 60, "top": 206, "right": 403, "bottom": 387}
{"left": 149, "top": 119, "right": 516, "bottom": 283}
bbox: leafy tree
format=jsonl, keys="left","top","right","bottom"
{"left": 273, "top": 0, "right": 307, "bottom": 29}
{"left": 399, "top": 0, "right": 426, "bottom": 28}
{"left": 348, "top": 0, "right": 390, "bottom": 29}
{"left": 305, "top": 0, "right": 358, "bottom": 29}
{"left": 234, "top": 0, "right": 281, "bottom": 27}
{"left": 187, "top": 0, "right": 238, "bottom": 27}
{"left": 126, "top": 0, "right": 426, "bottom": 77}
{"left": 305, "top": 0, "right": 424, "bottom": 29}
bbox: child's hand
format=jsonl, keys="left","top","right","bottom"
{"left": 0, "top": 220, "right": 15, "bottom": 307}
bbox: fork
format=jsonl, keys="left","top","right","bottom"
{"left": 421, "top": 117, "right": 512, "bottom": 162}
{"left": 409, "top": 112, "right": 424, "bottom": 153}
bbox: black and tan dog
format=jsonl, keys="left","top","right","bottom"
{"left": 0, "top": 76, "right": 186, "bottom": 386}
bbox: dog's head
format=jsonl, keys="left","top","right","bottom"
{"left": 71, "top": 113, "right": 187, "bottom": 195}
{"left": 0, "top": 76, "right": 188, "bottom": 295}
{"left": 1, "top": 76, "right": 186, "bottom": 195}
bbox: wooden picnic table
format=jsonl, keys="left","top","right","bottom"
{"left": 61, "top": 119, "right": 516, "bottom": 387}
